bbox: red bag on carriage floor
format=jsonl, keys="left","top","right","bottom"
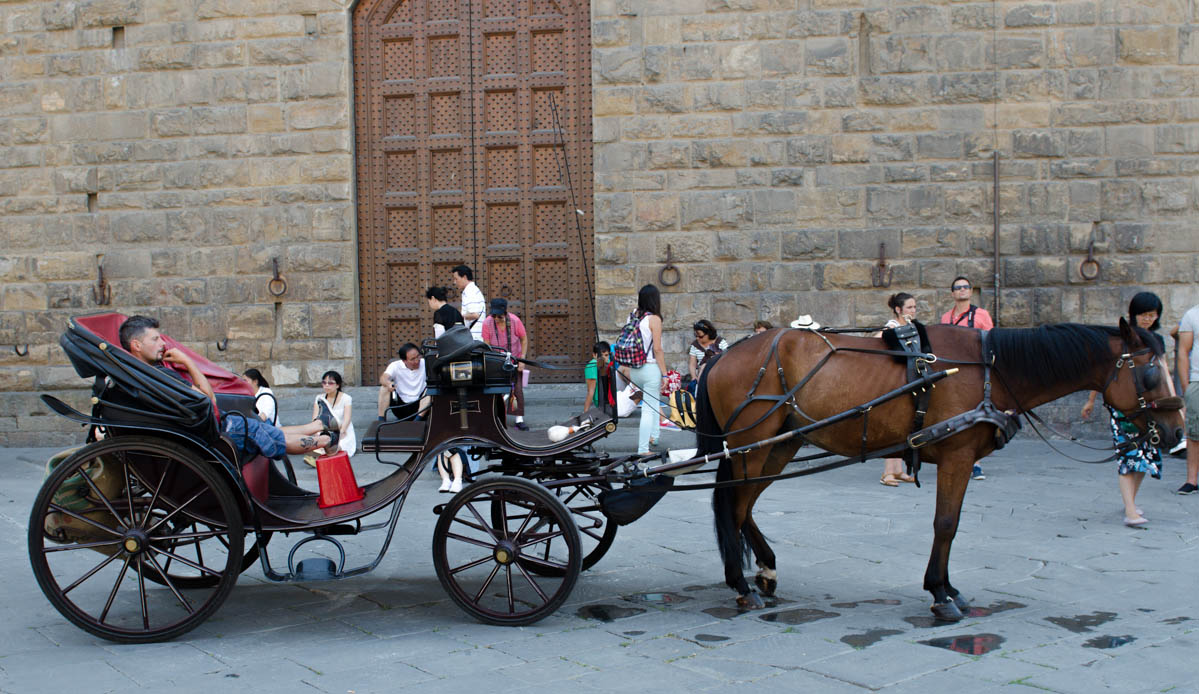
{"left": 613, "top": 310, "right": 647, "bottom": 368}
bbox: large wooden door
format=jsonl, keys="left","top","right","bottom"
{"left": 353, "top": 0, "right": 593, "bottom": 381}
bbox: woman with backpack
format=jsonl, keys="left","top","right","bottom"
{"left": 614, "top": 284, "right": 668, "bottom": 455}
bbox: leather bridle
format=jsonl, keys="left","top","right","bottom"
{"left": 1101, "top": 343, "right": 1183, "bottom": 448}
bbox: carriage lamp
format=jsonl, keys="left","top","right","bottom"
{"left": 449, "top": 362, "right": 473, "bottom": 382}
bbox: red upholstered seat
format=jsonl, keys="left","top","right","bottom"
{"left": 75, "top": 313, "right": 253, "bottom": 396}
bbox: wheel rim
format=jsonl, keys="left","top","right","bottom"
{"left": 29, "top": 437, "right": 244, "bottom": 643}
{"left": 434, "top": 478, "right": 581, "bottom": 626}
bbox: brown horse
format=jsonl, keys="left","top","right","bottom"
{"left": 695, "top": 320, "right": 1184, "bottom": 620}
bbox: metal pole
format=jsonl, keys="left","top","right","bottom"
{"left": 992, "top": 150, "right": 1001, "bottom": 325}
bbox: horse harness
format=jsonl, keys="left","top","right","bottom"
{"left": 714, "top": 326, "right": 1023, "bottom": 487}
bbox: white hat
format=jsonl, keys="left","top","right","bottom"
{"left": 790, "top": 314, "right": 821, "bottom": 330}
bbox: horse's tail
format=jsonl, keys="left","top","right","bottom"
{"left": 697, "top": 354, "right": 750, "bottom": 584}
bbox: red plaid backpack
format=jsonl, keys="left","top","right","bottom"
{"left": 613, "top": 310, "right": 647, "bottom": 368}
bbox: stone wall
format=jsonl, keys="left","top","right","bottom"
{"left": 0, "top": 0, "right": 357, "bottom": 444}
{"left": 591, "top": 0, "right": 1199, "bottom": 370}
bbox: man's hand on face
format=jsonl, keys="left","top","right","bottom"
{"left": 161, "top": 348, "right": 193, "bottom": 367}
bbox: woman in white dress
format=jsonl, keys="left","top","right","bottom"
{"left": 314, "top": 370, "right": 356, "bottom": 459}
{"left": 876, "top": 292, "right": 917, "bottom": 487}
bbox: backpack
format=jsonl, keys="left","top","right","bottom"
{"left": 613, "top": 310, "right": 647, "bottom": 368}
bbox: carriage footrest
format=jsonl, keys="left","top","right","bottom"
{"left": 599, "top": 475, "right": 674, "bottom": 526}
{"left": 295, "top": 558, "right": 338, "bottom": 580}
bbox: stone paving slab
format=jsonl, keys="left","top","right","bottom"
{"left": 2, "top": 439, "right": 1197, "bottom": 693}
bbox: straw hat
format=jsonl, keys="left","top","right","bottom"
{"left": 789, "top": 314, "right": 821, "bottom": 330}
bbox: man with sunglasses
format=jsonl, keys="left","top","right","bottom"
{"left": 940, "top": 276, "right": 994, "bottom": 330}
{"left": 941, "top": 276, "right": 993, "bottom": 480}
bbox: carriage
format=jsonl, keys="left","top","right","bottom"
{"left": 28, "top": 312, "right": 1183, "bottom": 642}
{"left": 30, "top": 313, "right": 627, "bottom": 642}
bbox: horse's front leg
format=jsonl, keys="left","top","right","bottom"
{"left": 923, "top": 454, "right": 974, "bottom": 621}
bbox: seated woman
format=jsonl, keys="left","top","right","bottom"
{"left": 309, "top": 370, "right": 356, "bottom": 462}
{"left": 687, "top": 319, "right": 728, "bottom": 394}
{"left": 241, "top": 367, "right": 276, "bottom": 425}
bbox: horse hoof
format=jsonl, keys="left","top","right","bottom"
{"left": 950, "top": 593, "right": 971, "bottom": 612}
{"left": 930, "top": 601, "right": 964, "bottom": 622}
{"left": 754, "top": 574, "right": 777, "bottom": 597}
{"left": 737, "top": 591, "right": 766, "bottom": 609}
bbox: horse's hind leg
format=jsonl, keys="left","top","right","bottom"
{"left": 743, "top": 517, "right": 776, "bottom": 596}
{"left": 743, "top": 436, "right": 799, "bottom": 597}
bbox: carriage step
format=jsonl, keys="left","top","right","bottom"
{"left": 294, "top": 558, "right": 338, "bottom": 580}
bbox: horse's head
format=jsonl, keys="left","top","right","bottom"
{"left": 1101, "top": 318, "right": 1184, "bottom": 450}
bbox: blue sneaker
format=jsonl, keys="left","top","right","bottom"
{"left": 972, "top": 464, "right": 985, "bottom": 480}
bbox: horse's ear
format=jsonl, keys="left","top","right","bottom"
{"left": 1118, "top": 316, "right": 1138, "bottom": 346}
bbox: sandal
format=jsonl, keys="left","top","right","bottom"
{"left": 880, "top": 474, "right": 900, "bottom": 487}
{"left": 896, "top": 472, "right": 916, "bottom": 483}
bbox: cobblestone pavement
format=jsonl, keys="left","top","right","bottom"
{"left": 2, "top": 434, "right": 1196, "bottom": 693}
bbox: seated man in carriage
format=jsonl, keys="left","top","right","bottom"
{"left": 119, "top": 315, "right": 337, "bottom": 459}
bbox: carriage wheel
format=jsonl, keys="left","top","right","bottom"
{"left": 505, "top": 472, "right": 617, "bottom": 576}
{"left": 28, "top": 436, "right": 244, "bottom": 643}
{"left": 136, "top": 516, "right": 265, "bottom": 589}
{"left": 433, "top": 476, "right": 581, "bottom": 626}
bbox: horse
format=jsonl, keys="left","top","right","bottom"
{"left": 694, "top": 319, "right": 1184, "bottom": 620}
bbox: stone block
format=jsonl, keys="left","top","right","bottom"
{"left": 806, "top": 38, "right": 851, "bottom": 75}
{"left": 859, "top": 76, "right": 924, "bottom": 106}
{"left": 286, "top": 100, "right": 346, "bottom": 130}
{"left": 1143, "top": 181, "right": 1190, "bottom": 213}
{"left": 595, "top": 48, "right": 642, "bottom": 84}
{"left": 689, "top": 83, "right": 745, "bottom": 112}
{"left": 634, "top": 193, "right": 678, "bottom": 231}
{"left": 932, "top": 73, "right": 997, "bottom": 103}
{"left": 712, "top": 294, "right": 759, "bottom": 328}
{"left": 900, "top": 227, "right": 963, "bottom": 258}
{"left": 1101, "top": 179, "right": 1143, "bottom": 220}
{"left": 2, "top": 284, "right": 47, "bottom": 310}
{"left": 781, "top": 230, "right": 836, "bottom": 259}
{"left": 884, "top": 165, "right": 925, "bottom": 183}
{"left": 1005, "top": 4, "right": 1055, "bottom": 27}
{"left": 866, "top": 186, "right": 906, "bottom": 218}
{"left": 1012, "top": 130, "right": 1067, "bottom": 157}
{"left": 818, "top": 262, "right": 873, "bottom": 290}
{"left": 993, "top": 36, "right": 1045, "bottom": 69}
{"left": 761, "top": 41, "right": 803, "bottom": 77}
{"left": 935, "top": 35, "right": 985, "bottom": 72}
{"left": 249, "top": 38, "right": 317, "bottom": 66}
{"left": 917, "top": 132, "right": 963, "bottom": 159}
{"left": 311, "top": 302, "right": 354, "bottom": 338}
{"left": 870, "top": 35, "right": 933, "bottom": 74}
{"left": 838, "top": 229, "right": 898, "bottom": 259}
{"left": 78, "top": 0, "right": 141, "bottom": 27}
{"left": 680, "top": 191, "right": 752, "bottom": 229}
{"left": 952, "top": 5, "right": 996, "bottom": 30}
{"left": 1155, "top": 124, "right": 1199, "bottom": 153}
{"left": 1117, "top": 27, "right": 1175, "bottom": 64}
{"left": 752, "top": 190, "right": 796, "bottom": 224}
{"left": 918, "top": 259, "right": 958, "bottom": 289}
{"left": 227, "top": 304, "right": 274, "bottom": 339}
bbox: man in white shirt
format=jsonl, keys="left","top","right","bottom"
{"left": 452, "top": 264, "right": 486, "bottom": 341}
{"left": 377, "top": 343, "right": 429, "bottom": 422}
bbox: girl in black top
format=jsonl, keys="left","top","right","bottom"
{"left": 427, "top": 286, "right": 464, "bottom": 338}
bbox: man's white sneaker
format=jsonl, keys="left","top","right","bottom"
{"left": 438, "top": 478, "right": 452, "bottom": 493}
{"left": 1169, "top": 438, "right": 1187, "bottom": 456}
{"left": 449, "top": 479, "right": 463, "bottom": 494}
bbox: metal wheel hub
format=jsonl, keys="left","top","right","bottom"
{"left": 493, "top": 539, "right": 519, "bottom": 566}
{"left": 122, "top": 529, "right": 149, "bottom": 554}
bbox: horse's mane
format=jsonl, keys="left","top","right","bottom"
{"left": 987, "top": 323, "right": 1162, "bottom": 387}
